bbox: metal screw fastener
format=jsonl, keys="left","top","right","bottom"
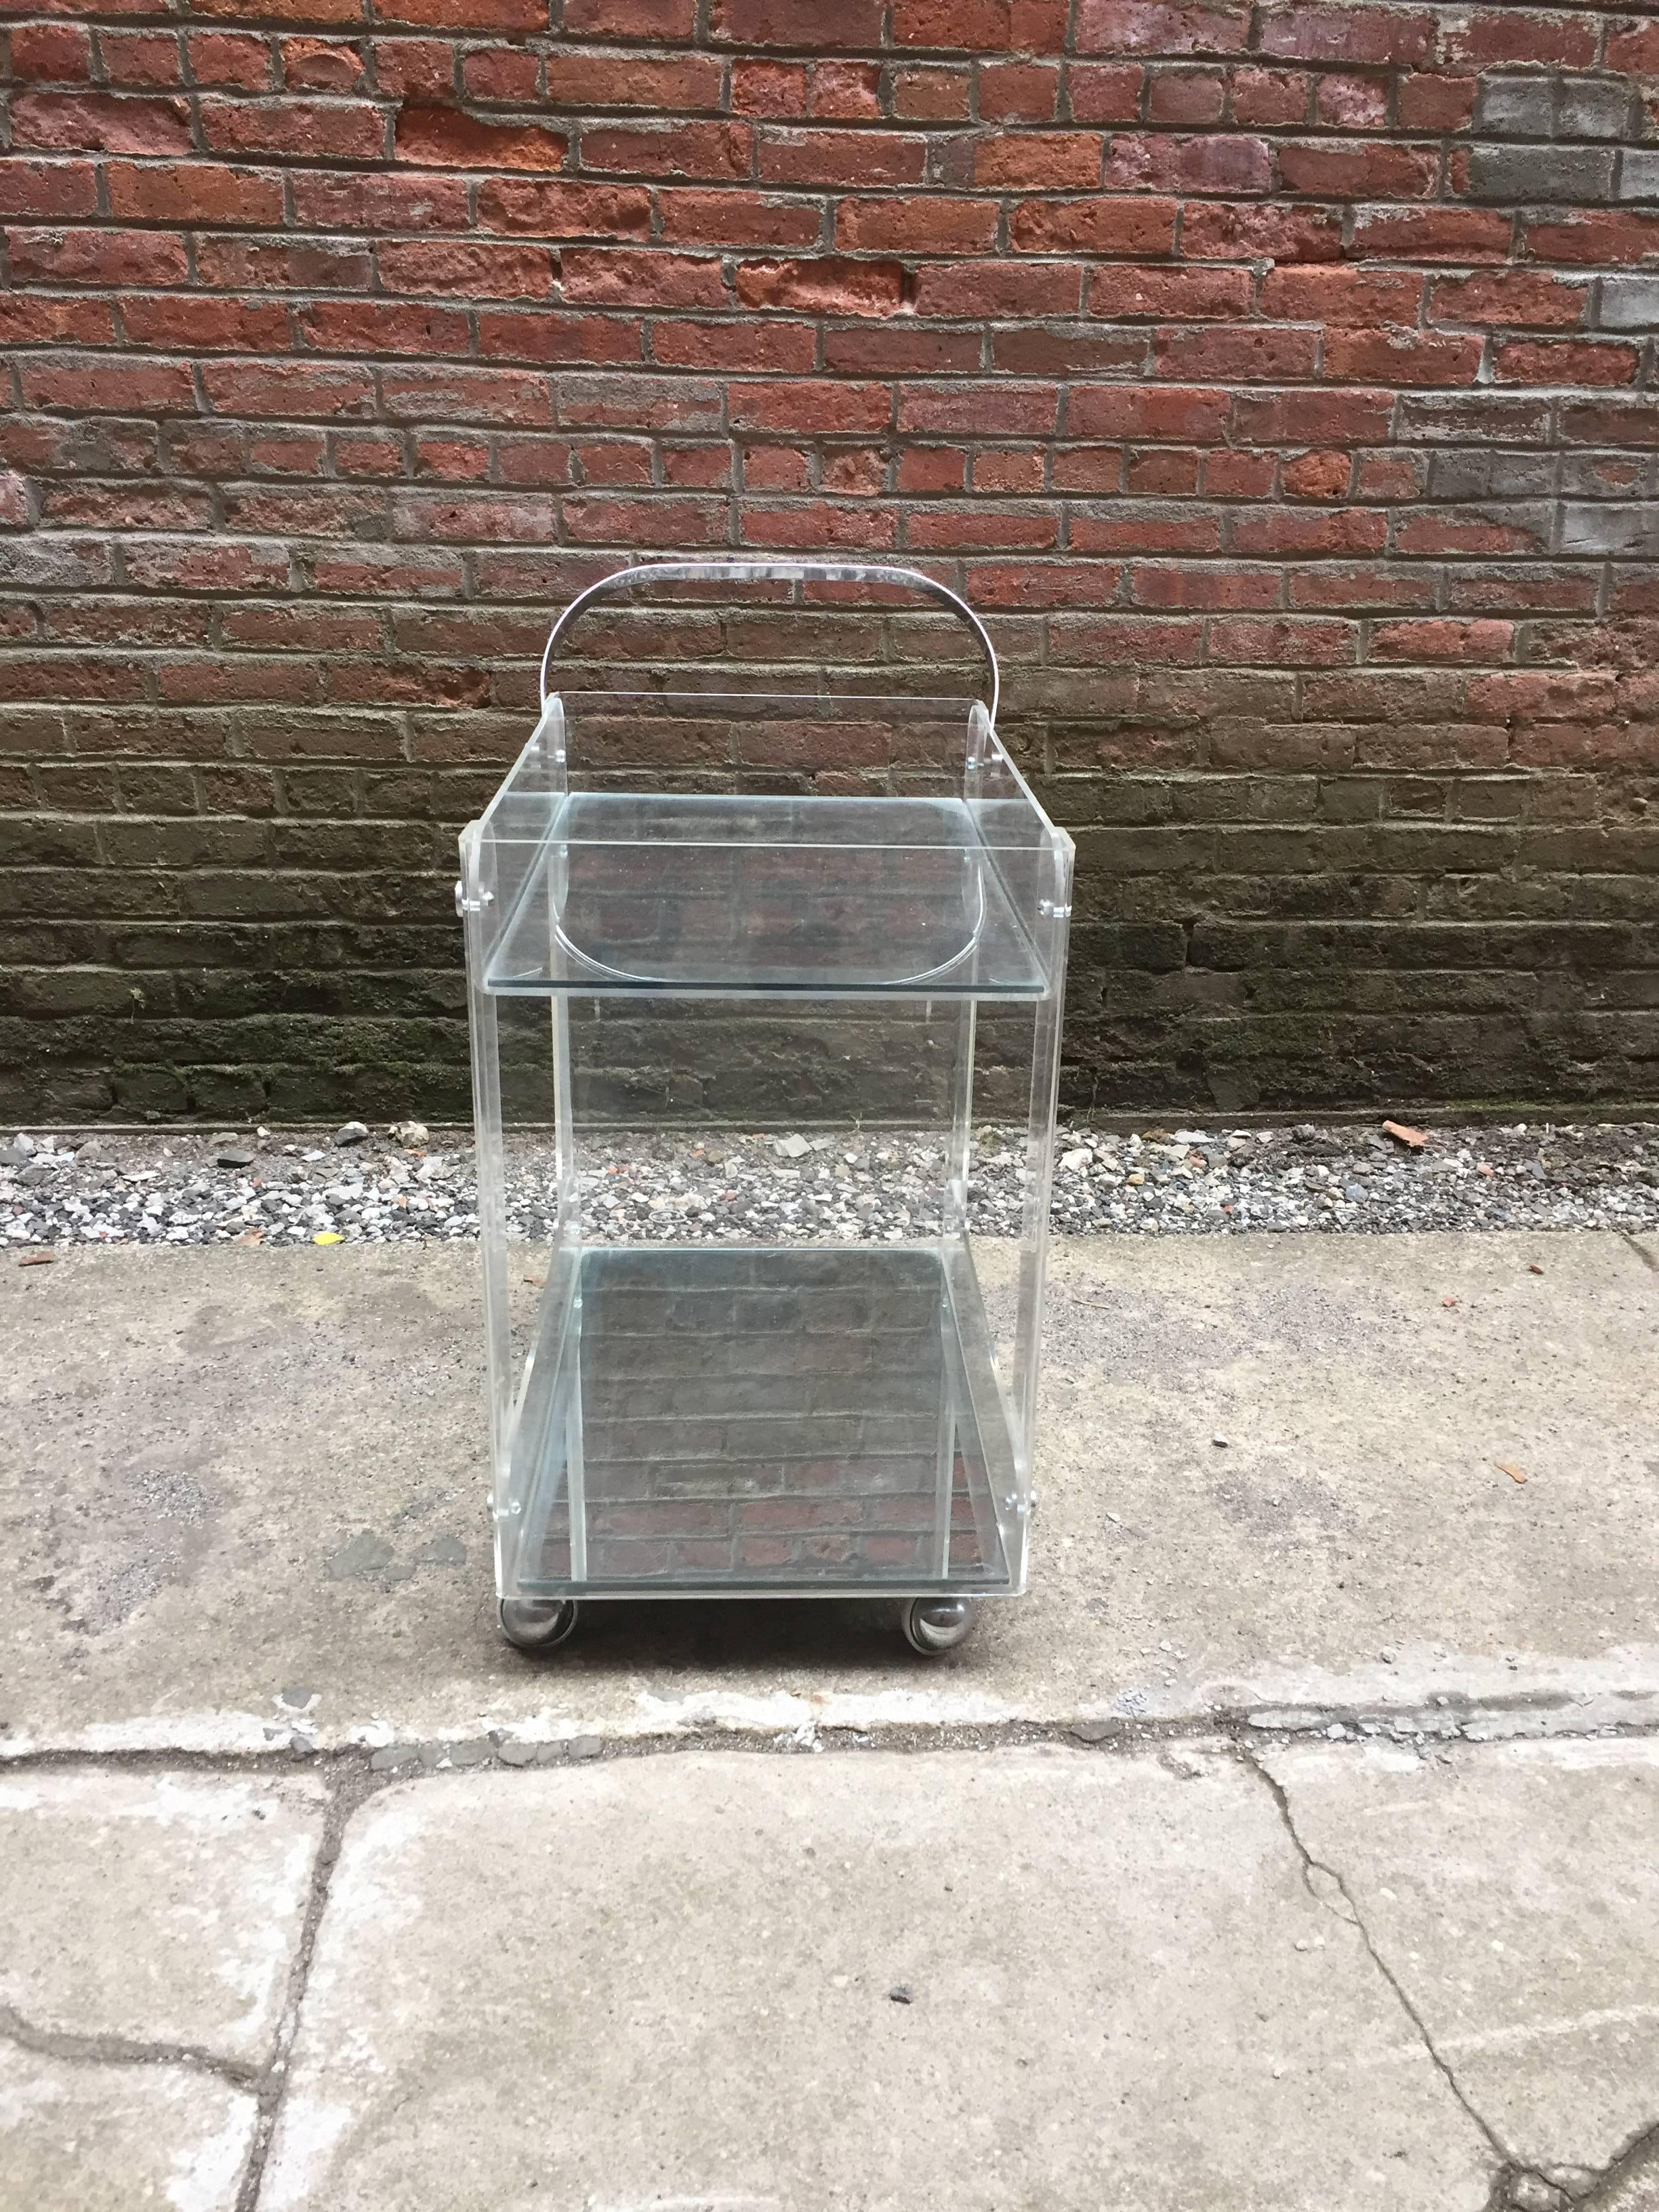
{"left": 1038, "top": 899, "right": 1071, "bottom": 918}
{"left": 454, "top": 882, "right": 492, "bottom": 918}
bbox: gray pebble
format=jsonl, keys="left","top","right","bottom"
{"left": 1344, "top": 1182, "right": 1368, "bottom": 1202}
{"left": 0, "top": 1146, "right": 31, "bottom": 1168}
{"left": 370, "top": 1744, "right": 422, "bottom": 1771}
{"left": 218, "top": 1147, "right": 255, "bottom": 1169}
{"left": 497, "top": 1740, "right": 538, "bottom": 1767}
{"left": 567, "top": 1735, "right": 604, "bottom": 1761}
{"left": 335, "top": 1121, "right": 370, "bottom": 1147}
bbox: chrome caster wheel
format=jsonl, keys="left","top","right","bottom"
{"left": 902, "top": 1596, "right": 976, "bottom": 1656}
{"left": 499, "top": 1597, "right": 579, "bottom": 1654}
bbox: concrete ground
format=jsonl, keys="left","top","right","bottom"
{"left": 3, "top": 1231, "right": 1657, "bottom": 2210}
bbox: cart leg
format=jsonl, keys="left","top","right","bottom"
{"left": 499, "top": 1597, "right": 581, "bottom": 1654}
{"left": 901, "top": 1596, "right": 977, "bottom": 1656}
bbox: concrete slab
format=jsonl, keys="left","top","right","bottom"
{"left": 0, "top": 1770, "right": 325, "bottom": 2065}
{"left": 0, "top": 2047, "right": 255, "bottom": 2212}
{"left": 1, "top": 1235, "right": 1654, "bottom": 1753}
{"left": 1267, "top": 1737, "right": 1659, "bottom": 2186}
{"left": 262, "top": 1747, "right": 1492, "bottom": 2211}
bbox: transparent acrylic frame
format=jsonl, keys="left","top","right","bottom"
{"left": 458, "top": 564, "right": 1073, "bottom": 1609}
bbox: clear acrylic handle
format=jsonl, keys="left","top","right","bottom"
{"left": 539, "top": 559, "right": 1000, "bottom": 724}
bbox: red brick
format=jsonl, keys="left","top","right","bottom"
{"left": 735, "top": 255, "right": 903, "bottom": 316}
{"left": 1429, "top": 272, "right": 1589, "bottom": 330}
{"left": 107, "top": 160, "right": 284, "bottom": 226}
{"left": 478, "top": 311, "right": 642, "bottom": 364}
{"left": 461, "top": 48, "right": 541, "bottom": 100}
{"left": 913, "top": 260, "right": 1082, "bottom": 316}
{"left": 1068, "top": 384, "right": 1230, "bottom": 439}
{"left": 1233, "top": 508, "right": 1387, "bottom": 554}
{"left": 381, "top": 365, "right": 552, "bottom": 424}
{"left": 1071, "top": 507, "right": 1221, "bottom": 552}
{"left": 590, "top": 121, "right": 752, "bottom": 179}
{"left": 121, "top": 539, "right": 293, "bottom": 594}
{"left": 1397, "top": 71, "right": 1475, "bottom": 129}
{"left": 1075, "top": 2, "right": 1251, "bottom": 56}
{"left": 283, "top": 37, "right": 367, "bottom": 91}
{"left": 739, "top": 499, "right": 899, "bottom": 549}
{"left": 100, "top": 30, "right": 189, "bottom": 87}
{"left": 729, "top": 381, "right": 891, "bottom": 432}
{"left": 972, "top": 448, "right": 1046, "bottom": 492}
{"left": 6, "top": 226, "right": 190, "bottom": 288}
{"left": 1156, "top": 325, "right": 1319, "bottom": 381}
{"left": 1131, "top": 565, "right": 1279, "bottom": 608}
{"left": 1009, "top": 196, "right": 1177, "bottom": 255}
{"left": 1126, "top": 447, "right": 1199, "bottom": 493}
{"left": 1288, "top": 564, "right": 1433, "bottom": 609}
{"left": 1204, "top": 448, "right": 1275, "bottom": 495}
{"left": 11, "top": 92, "right": 192, "bottom": 156}
{"left": 731, "top": 59, "right": 808, "bottom": 115}
{"left": 546, "top": 52, "right": 723, "bottom": 108}
{"left": 891, "top": 66, "right": 972, "bottom": 121}
{"left": 1395, "top": 514, "right": 1547, "bottom": 557}
{"left": 1322, "top": 329, "right": 1484, "bottom": 387}
{"left": 1372, "top": 619, "right": 1515, "bottom": 663}
{"left": 837, "top": 196, "right": 996, "bottom": 254}
{"left": 1147, "top": 68, "right": 1226, "bottom": 123}
{"left": 203, "top": 96, "right": 386, "bottom": 161}
{"left": 1050, "top": 611, "right": 1203, "bottom": 659}
{"left": 121, "top": 295, "right": 293, "bottom": 352}
{"left": 1209, "top": 615, "right": 1357, "bottom": 663}
{"left": 1226, "top": 64, "right": 1307, "bottom": 125}
{"left": 560, "top": 247, "right": 726, "bottom": 308}
{"left": 966, "top": 562, "right": 1124, "bottom": 608}
{"left": 1524, "top": 211, "right": 1659, "bottom": 267}
{"left": 1354, "top": 455, "right": 1422, "bottom": 501}
{"left": 979, "top": 60, "right": 1060, "bottom": 120}
{"left": 907, "top": 504, "right": 1059, "bottom": 550}
{"left": 377, "top": 239, "right": 555, "bottom": 298}
{"left": 810, "top": 62, "right": 883, "bottom": 117}
{"left": 1180, "top": 202, "right": 1340, "bottom": 261}
{"left": 478, "top": 179, "right": 653, "bottom": 238}
{"left": 1353, "top": 207, "right": 1513, "bottom": 262}
{"left": 1275, "top": 141, "right": 1437, "bottom": 199}
{"left": 1441, "top": 9, "right": 1598, "bottom": 68}
{"left": 10, "top": 22, "right": 94, "bottom": 79}
{"left": 0, "top": 295, "right": 116, "bottom": 347}
{"left": 660, "top": 189, "right": 821, "bottom": 247}
{"left": 992, "top": 327, "right": 1145, "bottom": 374}
{"left": 830, "top": 324, "right": 982, "bottom": 372}
{"left": 373, "top": 0, "right": 546, "bottom": 23}
{"left": 1259, "top": 3, "right": 1433, "bottom": 64}
{"left": 1608, "top": 20, "right": 1659, "bottom": 75}
{"left": 1088, "top": 265, "right": 1250, "bottom": 319}
{"left": 1496, "top": 341, "right": 1639, "bottom": 389}
{"left": 973, "top": 133, "right": 1103, "bottom": 190}
{"left": 0, "top": 159, "right": 99, "bottom": 221}
{"left": 1315, "top": 72, "right": 1388, "bottom": 127}
{"left": 1066, "top": 62, "right": 1145, "bottom": 121}
{"left": 300, "top": 299, "right": 471, "bottom": 355}
{"left": 565, "top": 0, "right": 695, "bottom": 34}
{"left": 291, "top": 171, "right": 471, "bottom": 230}
{"left": 395, "top": 105, "right": 566, "bottom": 171}
{"left": 20, "top": 356, "right": 195, "bottom": 414}
{"left": 898, "top": 382, "right": 1059, "bottom": 434}
{"left": 203, "top": 360, "right": 378, "bottom": 419}
{"left": 745, "top": 444, "right": 814, "bottom": 489}
{"left": 653, "top": 316, "right": 814, "bottom": 369}
{"left": 1261, "top": 267, "right": 1423, "bottom": 323}
{"left": 1282, "top": 449, "right": 1351, "bottom": 499}
{"left": 1107, "top": 132, "right": 1271, "bottom": 192}
{"left": 367, "top": 37, "right": 455, "bottom": 98}
{"left": 711, "top": 0, "right": 884, "bottom": 45}
{"left": 1232, "top": 388, "right": 1393, "bottom": 441}
{"left": 186, "top": 32, "right": 272, "bottom": 90}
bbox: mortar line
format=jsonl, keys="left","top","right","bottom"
{"left": 233, "top": 1763, "right": 377, "bottom": 2212}
{"left": 1240, "top": 1744, "right": 1519, "bottom": 2175}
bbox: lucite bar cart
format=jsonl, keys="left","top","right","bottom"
{"left": 457, "top": 562, "right": 1072, "bottom": 1656}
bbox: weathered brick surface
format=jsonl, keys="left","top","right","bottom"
{"left": 1, "top": 0, "right": 1658, "bottom": 1120}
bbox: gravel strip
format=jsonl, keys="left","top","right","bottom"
{"left": 3, "top": 1119, "right": 1658, "bottom": 1255}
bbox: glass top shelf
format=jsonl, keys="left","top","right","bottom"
{"left": 464, "top": 693, "right": 1071, "bottom": 1001}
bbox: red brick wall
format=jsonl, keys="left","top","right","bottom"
{"left": 2, "top": 0, "right": 1657, "bottom": 1122}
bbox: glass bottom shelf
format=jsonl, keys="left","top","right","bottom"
{"left": 501, "top": 1242, "right": 1022, "bottom": 1601}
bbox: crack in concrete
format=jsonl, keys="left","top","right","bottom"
{"left": 232, "top": 1761, "right": 377, "bottom": 2212}
{"left": 0, "top": 1997, "right": 258, "bottom": 2093}
{"left": 1574, "top": 2110, "right": 1659, "bottom": 2207}
{"left": 1241, "top": 1746, "right": 1517, "bottom": 2181}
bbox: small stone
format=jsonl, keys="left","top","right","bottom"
{"left": 1060, "top": 1147, "right": 1090, "bottom": 1172}
{"left": 497, "top": 1740, "right": 538, "bottom": 1767}
{"left": 1212, "top": 1433, "right": 1229, "bottom": 1448}
{"left": 1344, "top": 1181, "right": 1368, "bottom": 1202}
{"left": 335, "top": 1121, "right": 370, "bottom": 1147}
{"left": 0, "top": 1146, "right": 32, "bottom": 1168}
{"left": 277, "top": 1685, "right": 317, "bottom": 1712}
{"left": 888, "top": 1984, "right": 914, "bottom": 2005}
{"left": 567, "top": 1735, "right": 604, "bottom": 1762}
{"left": 10, "top": 1132, "right": 37, "bottom": 1155}
{"left": 20, "top": 1162, "right": 52, "bottom": 1187}
{"left": 776, "top": 1133, "right": 811, "bottom": 1160}
{"left": 1071, "top": 1718, "right": 1122, "bottom": 1743}
{"left": 370, "top": 1744, "right": 421, "bottom": 1771}
{"left": 1293, "top": 1124, "right": 1316, "bottom": 1143}
{"left": 1509, "top": 2177, "right": 1570, "bottom": 2212}
{"left": 391, "top": 1120, "right": 428, "bottom": 1147}
{"left": 447, "top": 1739, "right": 493, "bottom": 1768}
{"left": 218, "top": 1147, "right": 255, "bottom": 1169}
